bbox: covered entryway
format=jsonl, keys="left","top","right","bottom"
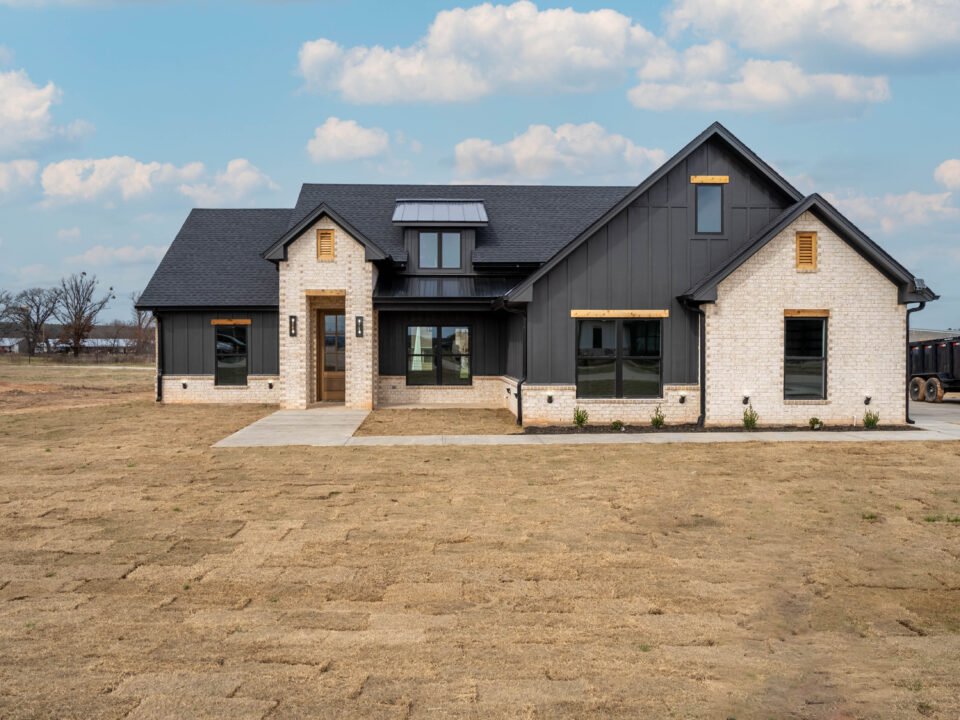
{"left": 317, "top": 311, "right": 346, "bottom": 402}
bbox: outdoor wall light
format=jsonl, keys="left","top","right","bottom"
{"left": 181, "top": 382, "right": 187, "bottom": 390}
{"left": 864, "top": 395, "right": 872, "bottom": 406}
{"left": 547, "top": 394, "right": 554, "bottom": 404}
{"left": 742, "top": 395, "right": 750, "bottom": 405}
{"left": 288, "top": 315, "right": 297, "bottom": 337}
{"left": 679, "top": 393, "right": 687, "bottom": 404}
{"left": 355, "top": 315, "right": 364, "bottom": 338}
{"left": 268, "top": 382, "right": 274, "bottom": 390}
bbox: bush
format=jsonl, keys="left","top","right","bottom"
{"left": 863, "top": 410, "right": 880, "bottom": 429}
{"left": 573, "top": 406, "right": 589, "bottom": 428}
{"left": 651, "top": 404, "right": 665, "bottom": 429}
{"left": 742, "top": 404, "right": 759, "bottom": 431}
{"left": 611, "top": 419, "right": 624, "bottom": 432}
{"left": 808, "top": 417, "right": 823, "bottom": 431}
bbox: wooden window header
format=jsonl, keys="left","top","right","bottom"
{"left": 304, "top": 289, "right": 346, "bottom": 297}
{"left": 784, "top": 309, "right": 830, "bottom": 318}
{"left": 317, "top": 228, "right": 335, "bottom": 261}
{"left": 570, "top": 309, "right": 669, "bottom": 319}
{"left": 690, "top": 175, "right": 729, "bottom": 184}
{"left": 796, "top": 231, "right": 817, "bottom": 271}
{"left": 211, "top": 318, "right": 252, "bottom": 326}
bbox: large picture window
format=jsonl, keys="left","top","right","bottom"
{"left": 215, "top": 325, "right": 248, "bottom": 386}
{"left": 419, "top": 231, "right": 462, "bottom": 269}
{"left": 784, "top": 317, "right": 827, "bottom": 399}
{"left": 576, "top": 319, "right": 661, "bottom": 398}
{"left": 407, "top": 325, "right": 471, "bottom": 385}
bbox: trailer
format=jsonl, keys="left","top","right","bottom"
{"left": 909, "top": 335, "right": 960, "bottom": 402}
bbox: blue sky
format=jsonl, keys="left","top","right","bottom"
{"left": 1, "top": 0, "right": 958, "bottom": 326}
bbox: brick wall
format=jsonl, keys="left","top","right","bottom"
{"left": 522, "top": 384, "right": 701, "bottom": 426}
{"left": 704, "top": 211, "right": 905, "bottom": 426}
{"left": 376, "top": 375, "right": 517, "bottom": 411}
{"left": 278, "top": 216, "right": 377, "bottom": 409}
{"left": 160, "top": 375, "right": 281, "bottom": 404}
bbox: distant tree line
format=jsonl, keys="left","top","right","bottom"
{"left": 0, "top": 273, "right": 154, "bottom": 356}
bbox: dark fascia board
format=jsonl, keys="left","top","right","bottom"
{"left": 262, "top": 202, "right": 389, "bottom": 262}
{"left": 502, "top": 121, "right": 804, "bottom": 303}
{"left": 680, "top": 194, "right": 938, "bottom": 305}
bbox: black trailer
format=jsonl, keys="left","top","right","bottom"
{"left": 909, "top": 335, "right": 960, "bottom": 402}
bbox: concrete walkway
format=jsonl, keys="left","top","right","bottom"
{"left": 214, "top": 403, "right": 960, "bottom": 448}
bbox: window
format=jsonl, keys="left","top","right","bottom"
{"left": 696, "top": 184, "right": 722, "bottom": 234}
{"left": 784, "top": 317, "right": 827, "bottom": 399}
{"left": 576, "top": 319, "right": 661, "bottom": 398}
{"left": 407, "top": 325, "right": 470, "bottom": 385}
{"left": 317, "top": 228, "right": 335, "bottom": 261}
{"left": 796, "top": 231, "right": 817, "bottom": 270}
{"left": 215, "top": 325, "right": 248, "bottom": 386}
{"left": 418, "top": 231, "right": 461, "bottom": 269}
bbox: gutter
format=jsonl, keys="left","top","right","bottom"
{"left": 905, "top": 301, "right": 926, "bottom": 425}
{"left": 154, "top": 313, "right": 163, "bottom": 402}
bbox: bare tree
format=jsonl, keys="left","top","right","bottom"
{"left": 130, "top": 292, "right": 155, "bottom": 355}
{"left": 54, "top": 273, "right": 115, "bottom": 357}
{"left": 0, "top": 289, "right": 12, "bottom": 324}
{"left": 10, "top": 288, "right": 60, "bottom": 355}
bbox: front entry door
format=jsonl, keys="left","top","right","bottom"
{"left": 319, "top": 312, "right": 346, "bottom": 402}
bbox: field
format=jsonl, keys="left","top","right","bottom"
{"left": 1, "top": 361, "right": 959, "bottom": 718}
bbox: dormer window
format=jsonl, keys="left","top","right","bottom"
{"left": 419, "top": 231, "right": 461, "bottom": 269}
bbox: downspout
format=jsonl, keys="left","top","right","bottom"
{"left": 905, "top": 301, "right": 926, "bottom": 425}
{"left": 154, "top": 313, "right": 163, "bottom": 402}
{"left": 692, "top": 304, "right": 706, "bottom": 428}
{"left": 502, "top": 302, "right": 527, "bottom": 426}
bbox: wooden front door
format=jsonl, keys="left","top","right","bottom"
{"left": 318, "top": 312, "right": 346, "bottom": 402}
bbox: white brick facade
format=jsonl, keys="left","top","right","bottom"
{"left": 704, "top": 211, "right": 905, "bottom": 426}
{"left": 160, "top": 375, "right": 281, "bottom": 404}
{"left": 522, "top": 383, "right": 701, "bottom": 426}
{"left": 376, "top": 375, "right": 516, "bottom": 409}
{"left": 278, "top": 216, "right": 377, "bottom": 410}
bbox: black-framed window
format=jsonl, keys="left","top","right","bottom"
{"left": 696, "top": 184, "right": 723, "bottom": 234}
{"left": 419, "top": 231, "right": 461, "bottom": 269}
{"left": 576, "top": 319, "right": 661, "bottom": 398}
{"left": 784, "top": 318, "right": 827, "bottom": 399}
{"left": 215, "top": 325, "right": 248, "bottom": 386}
{"left": 407, "top": 325, "right": 471, "bottom": 385}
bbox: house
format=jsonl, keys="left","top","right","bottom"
{"left": 137, "top": 123, "right": 937, "bottom": 426}
{"left": 0, "top": 338, "right": 25, "bottom": 354}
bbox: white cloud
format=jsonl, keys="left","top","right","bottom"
{"left": 67, "top": 244, "right": 168, "bottom": 267}
{"left": 825, "top": 189, "right": 959, "bottom": 233}
{"left": 178, "top": 158, "right": 277, "bottom": 207}
{"left": 0, "top": 70, "right": 61, "bottom": 156}
{"left": 299, "top": 1, "right": 664, "bottom": 103}
{"left": 0, "top": 46, "right": 13, "bottom": 66}
{"left": 629, "top": 59, "right": 889, "bottom": 112}
{"left": 934, "top": 159, "right": 960, "bottom": 190}
{"left": 0, "top": 159, "right": 38, "bottom": 193}
{"left": 41, "top": 156, "right": 204, "bottom": 202}
{"left": 454, "top": 122, "right": 666, "bottom": 183}
{"left": 57, "top": 226, "right": 81, "bottom": 241}
{"left": 307, "top": 117, "right": 390, "bottom": 162}
{"left": 665, "top": 0, "right": 960, "bottom": 63}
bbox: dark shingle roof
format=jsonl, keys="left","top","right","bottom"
{"left": 375, "top": 275, "right": 518, "bottom": 300}
{"left": 137, "top": 209, "right": 291, "bottom": 308}
{"left": 288, "top": 184, "right": 633, "bottom": 264}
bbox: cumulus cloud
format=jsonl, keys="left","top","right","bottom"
{"left": 178, "top": 158, "right": 278, "bottom": 207}
{"left": 67, "top": 244, "right": 168, "bottom": 267}
{"left": 825, "top": 190, "right": 959, "bottom": 233}
{"left": 307, "top": 117, "right": 390, "bottom": 162}
{"left": 629, "top": 59, "right": 889, "bottom": 112}
{"left": 0, "top": 159, "right": 39, "bottom": 193}
{"left": 665, "top": 0, "right": 960, "bottom": 64}
{"left": 934, "top": 159, "right": 960, "bottom": 190}
{"left": 57, "top": 226, "right": 81, "bottom": 241}
{"left": 41, "top": 156, "right": 204, "bottom": 202}
{"left": 298, "top": 1, "right": 664, "bottom": 103}
{"left": 454, "top": 122, "right": 665, "bottom": 183}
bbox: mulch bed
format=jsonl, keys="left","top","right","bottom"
{"left": 524, "top": 423, "right": 917, "bottom": 434}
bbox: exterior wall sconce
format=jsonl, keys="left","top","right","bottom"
{"left": 268, "top": 382, "right": 274, "bottom": 390}
{"left": 679, "top": 393, "right": 687, "bottom": 404}
{"left": 547, "top": 394, "right": 554, "bottom": 404}
{"left": 289, "top": 315, "right": 297, "bottom": 337}
{"left": 181, "top": 382, "right": 187, "bottom": 390}
{"left": 742, "top": 395, "right": 750, "bottom": 405}
{"left": 864, "top": 395, "right": 872, "bottom": 405}
{"left": 355, "top": 315, "right": 364, "bottom": 338}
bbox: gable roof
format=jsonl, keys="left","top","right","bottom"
{"left": 262, "top": 201, "right": 390, "bottom": 262}
{"left": 680, "top": 194, "right": 938, "bottom": 304}
{"left": 137, "top": 208, "right": 291, "bottom": 309}
{"left": 503, "top": 121, "right": 804, "bottom": 303}
{"left": 269, "top": 183, "right": 633, "bottom": 265}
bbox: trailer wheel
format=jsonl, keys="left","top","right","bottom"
{"left": 910, "top": 377, "right": 925, "bottom": 402}
{"left": 925, "top": 377, "right": 945, "bottom": 403}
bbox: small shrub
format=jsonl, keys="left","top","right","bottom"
{"left": 651, "top": 404, "right": 665, "bottom": 429}
{"left": 861, "top": 511, "right": 879, "bottom": 522}
{"left": 863, "top": 410, "right": 880, "bottom": 429}
{"left": 742, "top": 403, "right": 759, "bottom": 431}
{"left": 611, "top": 419, "right": 624, "bottom": 432}
{"left": 573, "top": 406, "right": 588, "bottom": 428}
{"left": 808, "top": 417, "right": 823, "bottom": 431}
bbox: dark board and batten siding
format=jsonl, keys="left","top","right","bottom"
{"left": 527, "top": 136, "right": 794, "bottom": 385}
{"left": 159, "top": 310, "right": 279, "bottom": 376}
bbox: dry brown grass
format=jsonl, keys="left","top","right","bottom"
{"left": 1, "top": 364, "right": 960, "bottom": 718}
{"left": 355, "top": 408, "right": 521, "bottom": 436}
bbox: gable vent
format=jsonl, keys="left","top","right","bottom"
{"left": 317, "top": 228, "right": 335, "bottom": 261}
{"left": 796, "top": 231, "right": 817, "bottom": 271}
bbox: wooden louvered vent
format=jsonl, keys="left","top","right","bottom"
{"left": 796, "top": 231, "right": 817, "bottom": 271}
{"left": 317, "top": 229, "right": 335, "bottom": 261}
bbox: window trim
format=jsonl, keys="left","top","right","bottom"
{"left": 405, "top": 323, "right": 473, "bottom": 386}
{"left": 418, "top": 230, "right": 463, "bottom": 270}
{"left": 214, "top": 323, "right": 249, "bottom": 387}
{"left": 574, "top": 318, "right": 663, "bottom": 399}
{"left": 694, "top": 183, "right": 724, "bottom": 235}
{"left": 783, "top": 316, "right": 828, "bottom": 400}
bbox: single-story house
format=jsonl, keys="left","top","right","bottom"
{"left": 0, "top": 337, "right": 25, "bottom": 354}
{"left": 137, "top": 122, "right": 937, "bottom": 426}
